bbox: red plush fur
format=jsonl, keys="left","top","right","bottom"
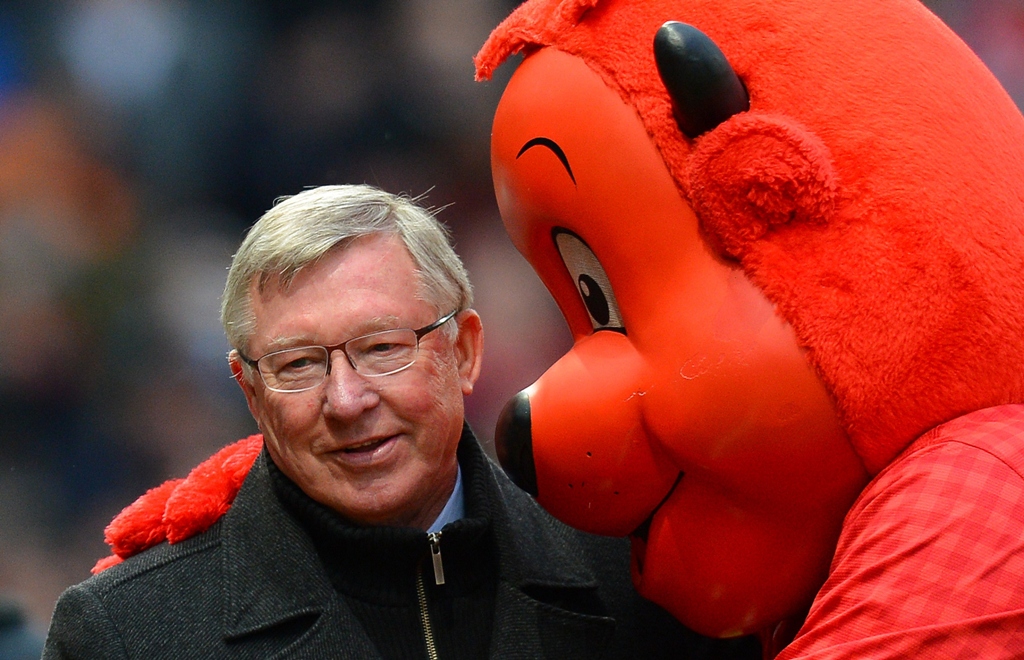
{"left": 687, "top": 113, "right": 838, "bottom": 260}
{"left": 476, "top": 0, "right": 1024, "bottom": 473}
{"left": 93, "top": 435, "right": 262, "bottom": 573}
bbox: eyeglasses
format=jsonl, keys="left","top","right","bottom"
{"left": 240, "top": 310, "right": 459, "bottom": 393}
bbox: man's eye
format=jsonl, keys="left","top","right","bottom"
{"left": 269, "top": 350, "right": 324, "bottom": 374}
{"left": 283, "top": 357, "right": 315, "bottom": 370}
{"left": 367, "top": 342, "right": 401, "bottom": 355}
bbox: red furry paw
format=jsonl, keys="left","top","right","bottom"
{"left": 92, "top": 435, "right": 263, "bottom": 574}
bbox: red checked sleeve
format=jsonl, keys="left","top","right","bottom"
{"left": 777, "top": 406, "right": 1024, "bottom": 660}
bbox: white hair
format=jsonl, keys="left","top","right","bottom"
{"left": 221, "top": 184, "right": 472, "bottom": 354}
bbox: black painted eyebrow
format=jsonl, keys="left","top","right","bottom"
{"left": 517, "top": 137, "right": 576, "bottom": 186}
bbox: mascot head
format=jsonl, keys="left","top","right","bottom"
{"left": 476, "top": 0, "right": 1024, "bottom": 637}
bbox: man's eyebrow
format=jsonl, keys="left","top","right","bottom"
{"left": 263, "top": 315, "right": 403, "bottom": 351}
{"left": 517, "top": 137, "right": 576, "bottom": 185}
{"left": 264, "top": 335, "right": 313, "bottom": 351}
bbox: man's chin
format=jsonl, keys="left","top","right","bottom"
{"left": 315, "top": 466, "right": 456, "bottom": 530}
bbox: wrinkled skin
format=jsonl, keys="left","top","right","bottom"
{"left": 232, "top": 234, "right": 484, "bottom": 530}
{"left": 491, "top": 48, "right": 869, "bottom": 637}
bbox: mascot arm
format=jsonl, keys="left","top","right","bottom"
{"left": 92, "top": 436, "right": 262, "bottom": 573}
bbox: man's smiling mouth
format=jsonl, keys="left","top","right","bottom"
{"left": 345, "top": 438, "right": 388, "bottom": 453}
{"left": 340, "top": 435, "right": 398, "bottom": 455}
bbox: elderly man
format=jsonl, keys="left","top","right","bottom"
{"left": 43, "top": 185, "right": 757, "bottom": 659}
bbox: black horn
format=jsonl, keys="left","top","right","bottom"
{"left": 654, "top": 21, "right": 749, "bottom": 139}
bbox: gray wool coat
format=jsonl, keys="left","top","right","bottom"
{"left": 43, "top": 429, "right": 758, "bottom": 659}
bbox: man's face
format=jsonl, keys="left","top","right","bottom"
{"left": 232, "top": 233, "right": 483, "bottom": 529}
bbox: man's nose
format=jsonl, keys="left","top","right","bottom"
{"left": 322, "top": 351, "right": 379, "bottom": 417}
{"left": 495, "top": 391, "right": 538, "bottom": 497}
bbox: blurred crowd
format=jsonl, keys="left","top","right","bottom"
{"left": 0, "top": 0, "right": 1019, "bottom": 644}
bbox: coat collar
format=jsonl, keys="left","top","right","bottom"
{"left": 219, "top": 450, "right": 336, "bottom": 639}
{"left": 219, "top": 426, "right": 613, "bottom": 657}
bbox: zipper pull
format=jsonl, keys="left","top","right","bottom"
{"left": 427, "top": 531, "right": 445, "bottom": 585}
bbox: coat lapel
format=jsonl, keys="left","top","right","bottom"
{"left": 219, "top": 452, "right": 381, "bottom": 659}
{"left": 485, "top": 459, "right": 616, "bottom": 659}
{"left": 218, "top": 437, "right": 618, "bottom": 659}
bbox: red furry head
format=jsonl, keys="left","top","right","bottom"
{"left": 478, "top": 0, "right": 1024, "bottom": 636}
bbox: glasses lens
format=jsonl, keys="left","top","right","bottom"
{"left": 259, "top": 346, "right": 329, "bottom": 391}
{"left": 346, "top": 328, "right": 418, "bottom": 376}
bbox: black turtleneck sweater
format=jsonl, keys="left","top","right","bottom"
{"left": 267, "top": 432, "right": 497, "bottom": 660}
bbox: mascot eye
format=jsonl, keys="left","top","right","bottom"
{"left": 554, "top": 230, "right": 625, "bottom": 333}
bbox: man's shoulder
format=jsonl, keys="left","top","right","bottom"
{"left": 84, "top": 521, "right": 225, "bottom": 596}
{"left": 44, "top": 523, "right": 227, "bottom": 659}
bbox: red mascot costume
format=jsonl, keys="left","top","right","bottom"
{"left": 95, "top": 0, "right": 1024, "bottom": 657}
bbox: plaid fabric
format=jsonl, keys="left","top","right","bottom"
{"left": 777, "top": 405, "right": 1024, "bottom": 659}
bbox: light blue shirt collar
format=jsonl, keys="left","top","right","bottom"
{"left": 427, "top": 464, "right": 464, "bottom": 533}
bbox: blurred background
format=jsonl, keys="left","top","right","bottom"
{"left": 0, "top": 0, "right": 1020, "bottom": 646}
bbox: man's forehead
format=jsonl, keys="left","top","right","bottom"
{"left": 245, "top": 242, "right": 434, "bottom": 346}
{"left": 253, "top": 234, "right": 415, "bottom": 293}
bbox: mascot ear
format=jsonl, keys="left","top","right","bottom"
{"left": 687, "top": 113, "right": 839, "bottom": 260}
{"left": 655, "top": 22, "right": 837, "bottom": 259}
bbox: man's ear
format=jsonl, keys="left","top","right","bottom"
{"left": 453, "top": 309, "right": 484, "bottom": 396}
{"left": 228, "top": 350, "right": 261, "bottom": 420}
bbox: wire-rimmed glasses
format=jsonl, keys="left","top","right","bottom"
{"left": 240, "top": 310, "right": 459, "bottom": 393}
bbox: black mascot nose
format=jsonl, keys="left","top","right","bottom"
{"left": 495, "top": 391, "right": 538, "bottom": 497}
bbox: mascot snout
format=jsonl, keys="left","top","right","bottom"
{"left": 497, "top": 330, "right": 679, "bottom": 537}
